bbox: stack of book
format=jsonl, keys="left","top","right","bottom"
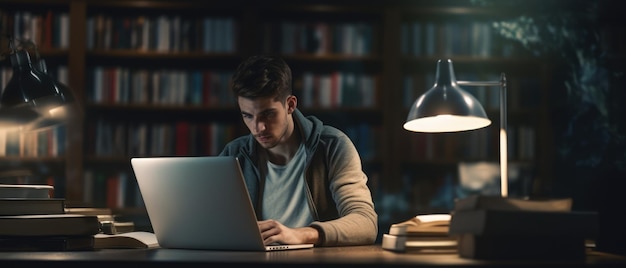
{"left": 448, "top": 195, "right": 598, "bottom": 260}
{"left": 65, "top": 207, "right": 158, "bottom": 249}
{"left": 382, "top": 214, "right": 457, "bottom": 252}
{"left": 0, "top": 184, "right": 101, "bottom": 251}
{"left": 65, "top": 207, "right": 135, "bottom": 234}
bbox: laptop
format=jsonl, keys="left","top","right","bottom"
{"left": 130, "top": 156, "right": 314, "bottom": 251}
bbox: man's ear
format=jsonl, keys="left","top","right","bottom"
{"left": 286, "top": 95, "right": 297, "bottom": 114}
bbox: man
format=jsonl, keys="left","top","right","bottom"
{"left": 219, "top": 55, "right": 378, "bottom": 247}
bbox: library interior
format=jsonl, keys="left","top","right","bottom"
{"left": 0, "top": 0, "right": 625, "bottom": 265}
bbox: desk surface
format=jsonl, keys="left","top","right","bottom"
{"left": 1, "top": 245, "right": 625, "bottom": 267}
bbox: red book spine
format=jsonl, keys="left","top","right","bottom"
{"left": 175, "top": 121, "right": 190, "bottom": 155}
{"left": 106, "top": 174, "right": 119, "bottom": 209}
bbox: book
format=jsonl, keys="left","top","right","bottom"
{"left": 100, "top": 220, "right": 135, "bottom": 234}
{"left": 0, "top": 214, "right": 101, "bottom": 236}
{"left": 0, "top": 235, "right": 94, "bottom": 251}
{"left": 65, "top": 207, "right": 135, "bottom": 234}
{"left": 65, "top": 207, "right": 115, "bottom": 224}
{"left": 0, "top": 198, "right": 65, "bottom": 216}
{"left": 94, "top": 231, "right": 159, "bottom": 249}
{"left": 0, "top": 184, "right": 54, "bottom": 198}
{"left": 449, "top": 209, "right": 598, "bottom": 237}
{"left": 65, "top": 207, "right": 114, "bottom": 220}
{"left": 382, "top": 233, "right": 457, "bottom": 252}
{"left": 449, "top": 209, "right": 599, "bottom": 260}
{"left": 456, "top": 233, "right": 586, "bottom": 260}
{"left": 453, "top": 195, "right": 573, "bottom": 212}
{"left": 388, "top": 214, "right": 451, "bottom": 236}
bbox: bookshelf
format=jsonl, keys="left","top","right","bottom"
{"left": 79, "top": 2, "right": 247, "bottom": 210}
{"left": 8, "top": 0, "right": 621, "bottom": 232}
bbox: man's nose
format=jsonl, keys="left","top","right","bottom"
{"left": 255, "top": 119, "right": 266, "bottom": 132}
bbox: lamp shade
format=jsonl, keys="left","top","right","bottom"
{"left": 404, "top": 59, "right": 491, "bottom": 133}
{"left": 1, "top": 50, "right": 73, "bottom": 129}
{"left": 0, "top": 106, "right": 39, "bottom": 128}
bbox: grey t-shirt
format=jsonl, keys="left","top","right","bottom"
{"left": 262, "top": 143, "right": 313, "bottom": 228}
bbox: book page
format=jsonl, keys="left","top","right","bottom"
{"left": 94, "top": 231, "right": 159, "bottom": 249}
{"left": 389, "top": 214, "right": 451, "bottom": 235}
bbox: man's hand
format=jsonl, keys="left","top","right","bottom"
{"left": 258, "top": 219, "right": 319, "bottom": 245}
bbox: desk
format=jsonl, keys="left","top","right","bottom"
{"left": 1, "top": 245, "right": 625, "bottom": 267}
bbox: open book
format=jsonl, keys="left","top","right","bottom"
{"left": 94, "top": 231, "right": 159, "bottom": 249}
{"left": 388, "top": 214, "right": 451, "bottom": 236}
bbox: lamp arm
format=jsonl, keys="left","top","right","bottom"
{"left": 457, "top": 73, "right": 508, "bottom": 197}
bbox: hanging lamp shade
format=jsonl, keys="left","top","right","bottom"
{"left": 403, "top": 59, "right": 491, "bottom": 133}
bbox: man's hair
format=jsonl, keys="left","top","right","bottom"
{"left": 231, "top": 55, "right": 292, "bottom": 102}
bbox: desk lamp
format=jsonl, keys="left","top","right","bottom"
{"left": 0, "top": 36, "right": 73, "bottom": 129}
{"left": 404, "top": 59, "right": 508, "bottom": 197}
{"left": 402, "top": 59, "right": 596, "bottom": 260}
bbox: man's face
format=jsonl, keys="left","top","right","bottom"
{"left": 237, "top": 96, "right": 295, "bottom": 149}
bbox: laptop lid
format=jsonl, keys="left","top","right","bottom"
{"left": 130, "top": 156, "right": 313, "bottom": 251}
